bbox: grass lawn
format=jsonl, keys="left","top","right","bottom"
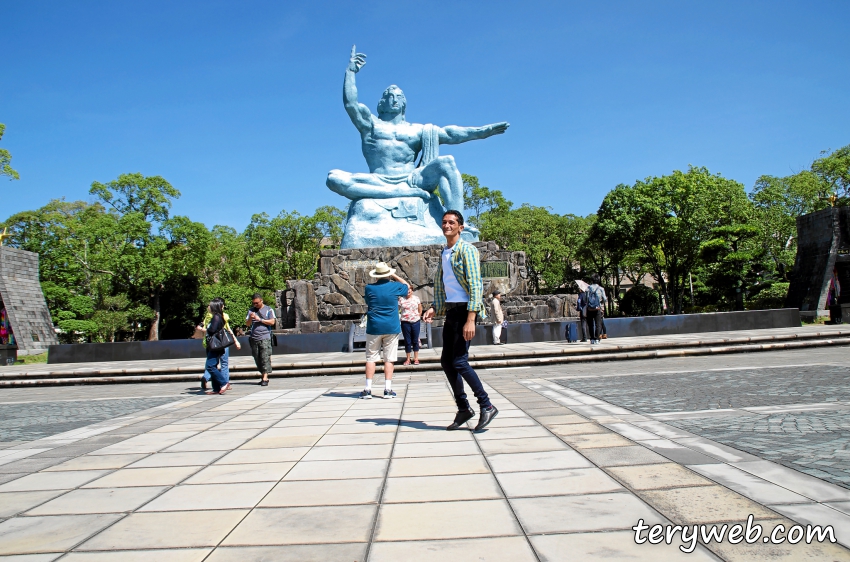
{"left": 14, "top": 352, "right": 48, "bottom": 365}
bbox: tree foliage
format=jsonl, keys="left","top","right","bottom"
{"left": 2, "top": 174, "right": 345, "bottom": 342}
{"left": 0, "top": 124, "right": 20, "bottom": 181}
{"left": 3, "top": 141, "right": 847, "bottom": 341}
{"left": 595, "top": 166, "right": 750, "bottom": 314}
{"left": 462, "top": 174, "right": 512, "bottom": 227}
{"left": 812, "top": 145, "right": 850, "bottom": 203}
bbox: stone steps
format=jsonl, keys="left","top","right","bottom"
{"left": 1, "top": 328, "right": 848, "bottom": 386}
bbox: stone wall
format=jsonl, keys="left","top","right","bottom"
{"left": 0, "top": 247, "right": 59, "bottom": 355}
{"left": 275, "top": 243, "right": 578, "bottom": 333}
{"left": 786, "top": 207, "right": 850, "bottom": 317}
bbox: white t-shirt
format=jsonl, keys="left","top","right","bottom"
{"left": 442, "top": 246, "right": 469, "bottom": 303}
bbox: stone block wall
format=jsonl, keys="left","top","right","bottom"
{"left": 786, "top": 207, "right": 850, "bottom": 317}
{"left": 0, "top": 247, "right": 59, "bottom": 355}
{"left": 275, "top": 243, "right": 576, "bottom": 333}
{"left": 492, "top": 294, "right": 579, "bottom": 323}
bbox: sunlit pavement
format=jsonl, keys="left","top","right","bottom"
{"left": 2, "top": 346, "right": 850, "bottom": 560}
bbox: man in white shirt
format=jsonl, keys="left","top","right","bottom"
{"left": 423, "top": 210, "right": 498, "bottom": 432}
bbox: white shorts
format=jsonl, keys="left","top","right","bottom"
{"left": 365, "top": 333, "right": 400, "bottom": 363}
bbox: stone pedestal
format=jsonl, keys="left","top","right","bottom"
{"left": 0, "top": 247, "right": 59, "bottom": 355}
{"left": 275, "top": 242, "right": 579, "bottom": 333}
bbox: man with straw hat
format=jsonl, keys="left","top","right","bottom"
{"left": 361, "top": 262, "right": 410, "bottom": 399}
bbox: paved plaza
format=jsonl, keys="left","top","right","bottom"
{"left": 1, "top": 346, "right": 850, "bottom": 560}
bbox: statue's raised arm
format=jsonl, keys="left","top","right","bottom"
{"left": 343, "top": 46, "right": 371, "bottom": 132}
{"left": 438, "top": 122, "right": 510, "bottom": 145}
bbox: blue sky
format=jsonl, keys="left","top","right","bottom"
{"left": 3, "top": 1, "right": 848, "bottom": 230}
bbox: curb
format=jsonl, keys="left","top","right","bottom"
{"left": 5, "top": 328, "right": 850, "bottom": 380}
{"left": 2, "top": 335, "right": 849, "bottom": 387}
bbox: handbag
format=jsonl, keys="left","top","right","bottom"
{"left": 207, "top": 327, "right": 236, "bottom": 351}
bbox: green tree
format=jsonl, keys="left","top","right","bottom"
{"left": 596, "top": 166, "right": 751, "bottom": 314}
{"left": 750, "top": 171, "right": 826, "bottom": 279}
{"left": 1, "top": 199, "right": 137, "bottom": 342}
{"left": 462, "top": 174, "right": 512, "bottom": 227}
{"left": 812, "top": 145, "right": 850, "bottom": 203}
{"left": 699, "top": 223, "right": 763, "bottom": 310}
{"left": 90, "top": 173, "right": 180, "bottom": 223}
{"left": 481, "top": 204, "right": 586, "bottom": 294}
{"left": 0, "top": 124, "right": 20, "bottom": 181}
{"left": 89, "top": 174, "right": 210, "bottom": 341}
{"left": 242, "top": 207, "right": 345, "bottom": 292}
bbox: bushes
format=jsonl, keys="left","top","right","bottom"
{"left": 746, "top": 283, "right": 789, "bottom": 310}
{"left": 620, "top": 284, "right": 662, "bottom": 317}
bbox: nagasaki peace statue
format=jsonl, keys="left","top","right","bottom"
{"left": 327, "top": 46, "right": 509, "bottom": 249}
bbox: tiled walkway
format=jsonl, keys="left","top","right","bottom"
{"left": 1, "top": 371, "right": 849, "bottom": 560}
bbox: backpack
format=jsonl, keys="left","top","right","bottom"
{"left": 576, "top": 292, "right": 587, "bottom": 313}
{"left": 586, "top": 286, "right": 602, "bottom": 311}
{"left": 565, "top": 322, "right": 578, "bottom": 343}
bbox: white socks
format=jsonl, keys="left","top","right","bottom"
{"left": 365, "top": 378, "right": 391, "bottom": 391}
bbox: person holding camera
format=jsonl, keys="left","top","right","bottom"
{"left": 246, "top": 293, "right": 276, "bottom": 386}
{"left": 361, "top": 262, "right": 410, "bottom": 399}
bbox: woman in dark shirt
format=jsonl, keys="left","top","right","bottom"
{"left": 204, "top": 300, "right": 228, "bottom": 395}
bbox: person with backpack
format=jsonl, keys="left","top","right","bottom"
{"left": 585, "top": 274, "right": 607, "bottom": 344}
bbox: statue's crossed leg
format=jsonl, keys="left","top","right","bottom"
{"left": 327, "top": 155, "right": 464, "bottom": 212}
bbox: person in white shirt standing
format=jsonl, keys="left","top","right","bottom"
{"left": 423, "top": 210, "right": 498, "bottom": 432}
{"left": 491, "top": 290, "right": 505, "bottom": 345}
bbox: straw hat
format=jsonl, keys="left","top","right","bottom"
{"left": 369, "top": 262, "right": 396, "bottom": 278}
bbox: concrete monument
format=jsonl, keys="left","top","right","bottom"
{"left": 327, "top": 46, "right": 509, "bottom": 248}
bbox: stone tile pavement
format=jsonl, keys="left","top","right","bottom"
{"left": 554, "top": 365, "right": 850, "bottom": 488}
{"left": 0, "top": 397, "right": 183, "bottom": 443}
{"left": 1, "top": 363, "right": 849, "bottom": 560}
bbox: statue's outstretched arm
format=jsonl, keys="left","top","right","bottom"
{"left": 438, "top": 122, "right": 510, "bottom": 145}
{"left": 343, "top": 46, "right": 371, "bottom": 132}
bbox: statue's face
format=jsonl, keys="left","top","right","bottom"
{"left": 378, "top": 86, "right": 406, "bottom": 117}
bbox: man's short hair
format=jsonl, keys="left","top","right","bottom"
{"left": 252, "top": 293, "right": 263, "bottom": 301}
{"left": 591, "top": 274, "right": 600, "bottom": 285}
{"left": 492, "top": 290, "right": 501, "bottom": 297}
{"left": 443, "top": 210, "right": 464, "bottom": 225}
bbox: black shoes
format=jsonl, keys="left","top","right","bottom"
{"left": 475, "top": 406, "right": 499, "bottom": 431}
{"left": 447, "top": 408, "right": 475, "bottom": 430}
{"left": 447, "top": 407, "right": 499, "bottom": 431}
{"left": 259, "top": 379, "right": 269, "bottom": 386}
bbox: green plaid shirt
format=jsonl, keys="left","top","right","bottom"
{"left": 432, "top": 240, "right": 487, "bottom": 319}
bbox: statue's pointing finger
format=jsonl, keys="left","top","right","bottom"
{"left": 349, "top": 45, "right": 366, "bottom": 69}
